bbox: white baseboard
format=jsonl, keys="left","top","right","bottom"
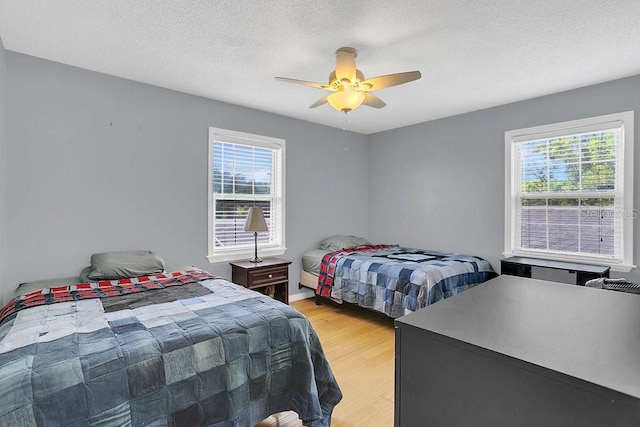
{"left": 289, "top": 289, "right": 314, "bottom": 302}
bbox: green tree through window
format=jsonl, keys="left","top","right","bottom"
{"left": 506, "top": 112, "right": 633, "bottom": 267}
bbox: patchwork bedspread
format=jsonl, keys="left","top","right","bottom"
{"left": 0, "top": 270, "right": 341, "bottom": 426}
{"left": 317, "top": 246, "right": 496, "bottom": 317}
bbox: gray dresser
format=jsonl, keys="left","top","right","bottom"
{"left": 395, "top": 275, "right": 640, "bottom": 426}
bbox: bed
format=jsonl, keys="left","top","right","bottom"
{"left": 0, "top": 252, "right": 341, "bottom": 427}
{"left": 300, "top": 236, "right": 496, "bottom": 318}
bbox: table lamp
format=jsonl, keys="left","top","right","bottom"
{"left": 244, "top": 207, "right": 268, "bottom": 263}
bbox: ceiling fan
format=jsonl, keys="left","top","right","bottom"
{"left": 275, "top": 47, "right": 421, "bottom": 114}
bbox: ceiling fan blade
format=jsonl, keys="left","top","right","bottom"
{"left": 309, "top": 96, "right": 329, "bottom": 108}
{"left": 275, "top": 77, "right": 331, "bottom": 90}
{"left": 360, "top": 71, "right": 421, "bottom": 91}
{"left": 362, "top": 92, "right": 386, "bottom": 109}
{"left": 335, "top": 47, "right": 357, "bottom": 83}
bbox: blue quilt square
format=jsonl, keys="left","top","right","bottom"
{"left": 399, "top": 268, "right": 414, "bottom": 280}
{"left": 126, "top": 356, "right": 166, "bottom": 398}
{"left": 227, "top": 382, "right": 250, "bottom": 419}
{"left": 33, "top": 382, "right": 88, "bottom": 426}
{"left": 81, "top": 347, "right": 125, "bottom": 381}
{"left": 223, "top": 331, "right": 250, "bottom": 361}
{"left": 171, "top": 401, "right": 204, "bottom": 426}
{"left": 130, "top": 388, "right": 168, "bottom": 427}
{"left": 199, "top": 391, "right": 229, "bottom": 424}
{"left": 85, "top": 366, "right": 128, "bottom": 416}
{"left": 109, "top": 320, "right": 145, "bottom": 335}
{"left": 196, "top": 366, "right": 226, "bottom": 400}
{"left": 395, "top": 280, "right": 410, "bottom": 294}
{"left": 149, "top": 324, "right": 191, "bottom": 353}
{"left": 166, "top": 376, "right": 201, "bottom": 414}
{"left": 33, "top": 335, "right": 79, "bottom": 359}
{"left": 368, "top": 262, "right": 382, "bottom": 272}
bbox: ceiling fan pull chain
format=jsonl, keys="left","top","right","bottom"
{"left": 343, "top": 111, "right": 348, "bottom": 131}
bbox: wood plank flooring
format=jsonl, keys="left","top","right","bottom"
{"left": 256, "top": 297, "right": 396, "bottom": 427}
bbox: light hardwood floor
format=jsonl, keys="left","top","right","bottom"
{"left": 256, "top": 297, "right": 396, "bottom": 427}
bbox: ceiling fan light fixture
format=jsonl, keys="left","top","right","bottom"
{"left": 275, "top": 46, "right": 421, "bottom": 115}
{"left": 327, "top": 89, "right": 365, "bottom": 113}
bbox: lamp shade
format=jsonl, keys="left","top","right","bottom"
{"left": 244, "top": 207, "right": 268, "bottom": 232}
{"left": 327, "top": 89, "right": 366, "bottom": 113}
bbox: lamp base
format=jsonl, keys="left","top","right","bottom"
{"left": 249, "top": 231, "right": 263, "bottom": 263}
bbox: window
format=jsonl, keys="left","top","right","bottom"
{"left": 208, "top": 128, "right": 285, "bottom": 262}
{"left": 505, "top": 111, "right": 634, "bottom": 271}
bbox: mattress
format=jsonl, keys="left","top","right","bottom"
{"left": 302, "top": 249, "right": 332, "bottom": 275}
{"left": 300, "top": 270, "right": 319, "bottom": 290}
{"left": 13, "top": 276, "right": 80, "bottom": 297}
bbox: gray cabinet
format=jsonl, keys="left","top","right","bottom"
{"left": 395, "top": 275, "right": 640, "bottom": 426}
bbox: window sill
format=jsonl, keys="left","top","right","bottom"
{"left": 207, "top": 246, "right": 287, "bottom": 264}
{"left": 503, "top": 251, "right": 635, "bottom": 273}
{"left": 610, "top": 264, "right": 636, "bottom": 273}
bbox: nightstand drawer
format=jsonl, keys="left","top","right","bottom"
{"left": 249, "top": 266, "right": 288, "bottom": 286}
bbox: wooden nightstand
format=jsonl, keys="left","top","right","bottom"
{"left": 230, "top": 258, "right": 292, "bottom": 304}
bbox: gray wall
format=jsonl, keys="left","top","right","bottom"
{"left": 3, "top": 49, "right": 639, "bottom": 305}
{"left": 0, "top": 38, "right": 7, "bottom": 304}
{"left": 3, "top": 52, "right": 369, "bottom": 304}
{"left": 368, "top": 75, "right": 640, "bottom": 281}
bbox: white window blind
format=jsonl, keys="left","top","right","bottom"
{"left": 505, "top": 112, "right": 634, "bottom": 270}
{"left": 208, "top": 128, "right": 285, "bottom": 262}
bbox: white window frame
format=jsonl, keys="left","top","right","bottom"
{"left": 504, "top": 111, "right": 635, "bottom": 272}
{"left": 207, "top": 127, "right": 286, "bottom": 263}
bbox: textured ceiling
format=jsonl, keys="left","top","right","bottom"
{"left": 1, "top": 0, "right": 639, "bottom": 134}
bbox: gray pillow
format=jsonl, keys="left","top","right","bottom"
{"left": 79, "top": 266, "right": 92, "bottom": 283}
{"left": 319, "top": 235, "right": 371, "bottom": 251}
{"left": 86, "top": 250, "right": 165, "bottom": 281}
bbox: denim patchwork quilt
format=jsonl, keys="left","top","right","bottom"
{"left": 0, "top": 270, "right": 341, "bottom": 426}
{"left": 317, "top": 246, "right": 496, "bottom": 317}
